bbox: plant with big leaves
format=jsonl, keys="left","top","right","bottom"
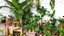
{"left": 0, "top": 0, "right": 33, "bottom": 24}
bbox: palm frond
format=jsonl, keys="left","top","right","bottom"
{"left": 0, "top": 6, "right": 11, "bottom": 9}
{"left": 12, "top": 0, "right": 20, "bottom": 9}
{"left": 4, "top": 0, "right": 15, "bottom": 7}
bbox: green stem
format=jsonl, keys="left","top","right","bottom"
{"left": 41, "top": 15, "right": 42, "bottom": 25}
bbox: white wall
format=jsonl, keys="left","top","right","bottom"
{"left": 40, "top": 0, "right": 64, "bottom": 18}
{"left": 0, "top": 0, "right": 64, "bottom": 18}
{"left": 0, "top": 0, "right": 11, "bottom": 17}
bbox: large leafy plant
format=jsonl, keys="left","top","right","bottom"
{"left": 0, "top": 0, "right": 33, "bottom": 24}
{"left": 24, "top": 15, "right": 40, "bottom": 31}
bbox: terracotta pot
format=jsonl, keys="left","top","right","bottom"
{"left": 42, "top": 24, "right": 45, "bottom": 27}
{"left": 60, "top": 23, "right": 64, "bottom": 27}
{"left": 39, "top": 33, "right": 45, "bottom": 36}
{"left": 52, "top": 34, "right": 59, "bottom": 36}
{"left": 7, "top": 18, "right": 12, "bottom": 23}
{"left": 55, "top": 34, "right": 59, "bottom": 36}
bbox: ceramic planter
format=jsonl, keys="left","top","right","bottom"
{"left": 26, "top": 30, "right": 37, "bottom": 36}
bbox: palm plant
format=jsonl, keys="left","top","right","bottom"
{"left": 0, "top": 0, "right": 34, "bottom": 24}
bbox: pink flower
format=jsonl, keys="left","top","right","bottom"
{"left": 36, "top": 22, "right": 40, "bottom": 24}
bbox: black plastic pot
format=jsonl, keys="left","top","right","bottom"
{"left": 1, "top": 20, "right": 6, "bottom": 23}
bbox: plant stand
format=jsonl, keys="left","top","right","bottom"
{"left": 13, "top": 27, "right": 23, "bottom": 36}
{"left": 26, "top": 31, "right": 38, "bottom": 36}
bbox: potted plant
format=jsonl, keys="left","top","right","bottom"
{"left": 0, "top": 0, "right": 35, "bottom": 24}
{"left": 7, "top": 15, "right": 14, "bottom": 23}
{"left": 23, "top": 15, "right": 40, "bottom": 36}
{"left": 58, "top": 18, "right": 64, "bottom": 27}
{"left": 1, "top": 16, "right": 7, "bottom": 23}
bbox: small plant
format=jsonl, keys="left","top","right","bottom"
{"left": 58, "top": 18, "right": 64, "bottom": 27}
{"left": 0, "top": 29, "right": 4, "bottom": 36}
{"left": 57, "top": 26, "right": 64, "bottom": 36}
{"left": 58, "top": 18, "right": 64, "bottom": 23}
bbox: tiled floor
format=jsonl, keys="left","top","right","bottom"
{"left": 0, "top": 23, "right": 5, "bottom": 35}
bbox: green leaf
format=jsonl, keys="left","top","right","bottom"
{"left": 5, "top": 0, "right": 15, "bottom": 7}
{"left": 17, "top": 10, "right": 24, "bottom": 15}
{"left": 12, "top": 0, "right": 20, "bottom": 9}
{"left": 50, "top": 0, "right": 55, "bottom": 10}
{"left": 51, "top": 10, "right": 55, "bottom": 18}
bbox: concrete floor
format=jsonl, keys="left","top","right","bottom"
{"left": 0, "top": 23, "right": 5, "bottom": 35}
